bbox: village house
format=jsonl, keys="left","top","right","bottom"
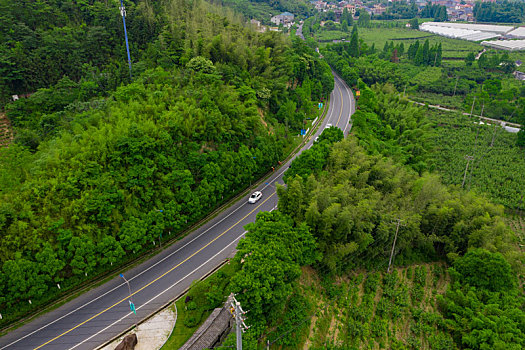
{"left": 270, "top": 12, "right": 294, "bottom": 26}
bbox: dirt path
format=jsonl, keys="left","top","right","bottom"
{"left": 0, "top": 113, "right": 13, "bottom": 147}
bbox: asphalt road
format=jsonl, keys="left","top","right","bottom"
{"left": 0, "top": 72, "right": 355, "bottom": 350}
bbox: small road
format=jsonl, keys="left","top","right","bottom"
{"left": 410, "top": 100, "right": 522, "bottom": 133}
{"left": 0, "top": 75, "right": 355, "bottom": 350}
{"left": 296, "top": 23, "right": 304, "bottom": 40}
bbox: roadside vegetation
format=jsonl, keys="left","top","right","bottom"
{"left": 206, "top": 21, "right": 525, "bottom": 348}
{"left": 162, "top": 260, "right": 239, "bottom": 349}
{"left": 321, "top": 25, "right": 525, "bottom": 211}
{"left": 224, "top": 132, "right": 524, "bottom": 349}
{"left": 0, "top": 0, "right": 333, "bottom": 328}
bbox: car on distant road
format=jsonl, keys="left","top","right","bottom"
{"left": 326, "top": 123, "right": 332, "bottom": 128}
{"left": 248, "top": 191, "right": 262, "bottom": 204}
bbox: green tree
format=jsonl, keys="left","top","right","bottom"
{"left": 422, "top": 39, "right": 430, "bottom": 65}
{"left": 517, "top": 128, "right": 525, "bottom": 147}
{"left": 409, "top": 17, "right": 419, "bottom": 30}
{"left": 465, "top": 52, "right": 475, "bottom": 66}
{"left": 414, "top": 45, "right": 424, "bottom": 66}
{"left": 357, "top": 11, "right": 371, "bottom": 28}
{"left": 187, "top": 56, "right": 216, "bottom": 74}
{"left": 434, "top": 43, "right": 442, "bottom": 66}
{"left": 230, "top": 211, "right": 318, "bottom": 331}
{"left": 341, "top": 19, "right": 348, "bottom": 32}
{"left": 407, "top": 40, "right": 419, "bottom": 60}
{"left": 451, "top": 249, "right": 515, "bottom": 292}
{"left": 483, "top": 79, "right": 502, "bottom": 96}
{"left": 348, "top": 26, "right": 360, "bottom": 57}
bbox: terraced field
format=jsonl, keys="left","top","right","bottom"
{"left": 301, "top": 263, "right": 452, "bottom": 349}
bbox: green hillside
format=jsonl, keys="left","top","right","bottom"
{"left": 0, "top": 0, "right": 333, "bottom": 327}
{"left": 303, "top": 264, "right": 452, "bottom": 349}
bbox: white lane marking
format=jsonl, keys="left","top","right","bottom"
{"left": 324, "top": 77, "right": 336, "bottom": 126}
{"left": 0, "top": 193, "right": 252, "bottom": 349}
{"left": 338, "top": 76, "right": 354, "bottom": 134}
{"left": 333, "top": 74, "right": 353, "bottom": 134}
{"left": 73, "top": 232, "right": 248, "bottom": 350}
{"left": 2, "top": 74, "right": 341, "bottom": 350}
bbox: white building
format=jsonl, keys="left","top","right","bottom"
{"left": 271, "top": 12, "right": 295, "bottom": 26}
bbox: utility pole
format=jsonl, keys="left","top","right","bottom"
{"left": 462, "top": 155, "right": 474, "bottom": 188}
{"left": 230, "top": 295, "right": 249, "bottom": 350}
{"left": 119, "top": 0, "right": 133, "bottom": 79}
{"left": 387, "top": 219, "right": 404, "bottom": 273}
{"left": 453, "top": 76, "right": 459, "bottom": 97}
{"left": 479, "top": 102, "right": 485, "bottom": 119}
{"left": 469, "top": 96, "right": 476, "bottom": 118}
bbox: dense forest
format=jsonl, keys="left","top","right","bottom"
{"left": 228, "top": 130, "right": 524, "bottom": 348}
{"left": 0, "top": 0, "right": 149, "bottom": 107}
{"left": 0, "top": 0, "right": 334, "bottom": 326}
{"left": 474, "top": 1, "right": 525, "bottom": 23}
{"left": 210, "top": 25, "right": 525, "bottom": 348}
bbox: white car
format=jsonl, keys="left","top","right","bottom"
{"left": 326, "top": 123, "right": 332, "bottom": 128}
{"left": 248, "top": 191, "right": 263, "bottom": 204}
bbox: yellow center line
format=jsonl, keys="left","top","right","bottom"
{"left": 34, "top": 192, "right": 276, "bottom": 350}
{"left": 336, "top": 80, "right": 344, "bottom": 127}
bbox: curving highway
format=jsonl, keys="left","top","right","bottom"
{"left": 0, "top": 72, "right": 355, "bottom": 350}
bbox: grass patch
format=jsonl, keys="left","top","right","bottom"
{"left": 161, "top": 260, "right": 240, "bottom": 350}
{"left": 317, "top": 30, "right": 350, "bottom": 42}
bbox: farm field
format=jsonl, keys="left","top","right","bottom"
{"left": 427, "top": 108, "right": 525, "bottom": 209}
{"left": 317, "top": 26, "right": 486, "bottom": 64}
{"left": 300, "top": 264, "right": 452, "bottom": 349}
{"left": 358, "top": 27, "right": 484, "bottom": 60}
{"left": 317, "top": 30, "right": 350, "bottom": 42}
{"left": 410, "top": 91, "right": 465, "bottom": 109}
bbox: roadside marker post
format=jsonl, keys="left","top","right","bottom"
{"left": 129, "top": 300, "right": 136, "bottom": 314}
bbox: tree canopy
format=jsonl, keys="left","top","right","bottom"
{"left": 0, "top": 0, "right": 333, "bottom": 326}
